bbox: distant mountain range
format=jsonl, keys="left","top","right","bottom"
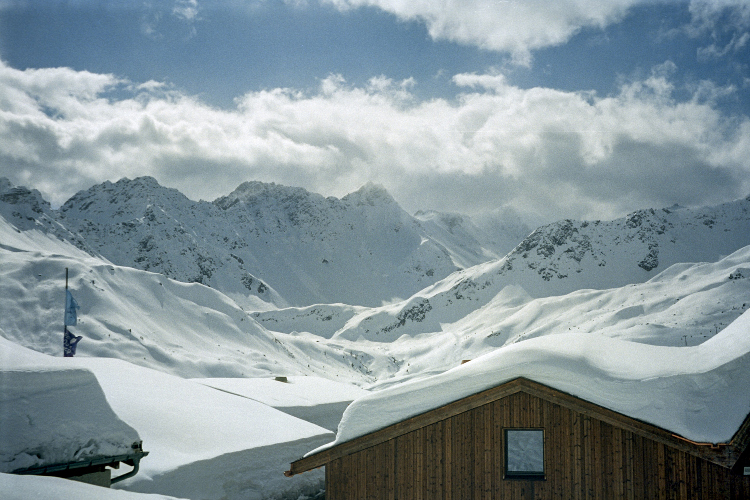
{"left": 0, "top": 177, "right": 528, "bottom": 308}
{"left": 272, "top": 194, "right": 750, "bottom": 343}
{"left": 2, "top": 176, "right": 750, "bottom": 386}
{"left": 3, "top": 177, "right": 750, "bottom": 314}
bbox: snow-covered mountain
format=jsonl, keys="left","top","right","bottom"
{"left": 3, "top": 176, "right": 518, "bottom": 308}
{"left": 56, "top": 177, "right": 288, "bottom": 310}
{"left": 4, "top": 200, "right": 749, "bottom": 388}
{"left": 3, "top": 181, "right": 750, "bottom": 500}
{"left": 6, "top": 176, "right": 750, "bottom": 316}
{"left": 255, "top": 195, "right": 750, "bottom": 347}
{"left": 210, "top": 180, "right": 458, "bottom": 306}
{"left": 413, "top": 208, "right": 530, "bottom": 268}
{"left": 0, "top": 178, "right": 94, "bottom": 254}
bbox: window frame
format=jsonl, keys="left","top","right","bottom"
{"left": 503, "top": 428, "right": 546, "bottom": 480}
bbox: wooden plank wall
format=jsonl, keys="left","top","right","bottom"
{"left": 324, "top": 391, "right": 750, "bottom": 500}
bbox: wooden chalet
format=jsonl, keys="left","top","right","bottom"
{"left": 287, "top": 377, "right": 750, "bottom": 499}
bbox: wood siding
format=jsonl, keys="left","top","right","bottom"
{"left": 323, "top": 391, "right": 750, "bottom": 500}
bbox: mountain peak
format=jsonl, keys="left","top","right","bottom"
{"left": 121, "top": 175, "right": 160, "bottom": 186}
{"left": 343, "top": 182, "right": 396, "bottom": 206}
{"left": 214, "top": 181, "right": 319, "bottom": 211}
{"left": 0, "top": 178, "right": 54, "bottom": 229}
{"left": 0, "top": 178, "right": 51, "bottom": 212}
{"left": 59, "top": 176, "right": 191, "bottom": 223}
{"left": 230, "top": 181, "right": 276, "bottom": 198}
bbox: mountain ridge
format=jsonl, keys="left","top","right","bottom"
{"left": 254, "top": 193, "right": 750, "bottom": 343}
{"left": 3, "top": 176, "right": 750, "bottom": 316}
{"left": 1, "top": 177, "right": 519, "bottom": 308}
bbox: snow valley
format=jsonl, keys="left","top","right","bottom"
{"left": 1, "top": 177, "right": 750, "bottom": 499}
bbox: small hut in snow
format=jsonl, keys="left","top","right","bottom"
{"left": 287, "top": 311, "right": 750, "bottom": 499}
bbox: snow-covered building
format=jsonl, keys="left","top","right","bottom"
{"left": 0, "top": 367, "right": 148, "bottom": 488}
{"left": 287, "top": 311, "right": 750, "bottom": 499}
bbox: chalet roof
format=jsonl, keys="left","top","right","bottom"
{"left": 289, "top": 377, "right": 750, "bottom": 475}
{"left": 290, "top": 309, "right": 750, "bottom": 475}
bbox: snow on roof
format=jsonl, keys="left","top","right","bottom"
{"left": 0, "top": 336, "right": 333, "bottom": 480}
{"left": 0, "top": 338, "right": 141, "bottom": 473}
{"left": 311, "top": 308, "right": 750, "bottom": 456}
{"left": 198, "top": 376, "right": 369, "bottom": 408}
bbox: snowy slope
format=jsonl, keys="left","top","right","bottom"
{"left": 199, "top": 377, "right": 370, "bottom": 431}
{"left": 0, "top": 215, "right": 382, "bottom": 383}
{"left": 414, "top": 207, "right": 530, "bottom": 268}
{"left": 248, "top": 245, "right": 750, "bottom": 392}
{"left": 292, "top": 197, "right": 750, "bottom": 345}
{"left": 3, "top": 203, "right": 750, "bottom": 388}
{"left": 198, "top": 376, "right": 368, "bottom": 409}
{"left": 254, "top": 247, "right": 750, "bottom": 398}
{"left": 316, "top": 307, "right": 750, "bottom": 456}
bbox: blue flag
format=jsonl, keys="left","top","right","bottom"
{"left": 64, "top": 327, "right": 82, "bottom": 357}
{"left": 64, "top": 289, "right": 79, "bottom": 326}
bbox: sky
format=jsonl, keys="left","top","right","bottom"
{"left": 0, "top": 0, "right": 749, "bottom": 224}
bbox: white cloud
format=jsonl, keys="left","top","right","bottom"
{"left": 697, "top": 31, "right": 750, "bottom": 60}
{"left": 172, "top": 0, "right": 199, "bottom": 21}
{"left": 140, "top": 0, "right": 200, "bottom": 40}
{"left": 452, "top": 72, "right": 508, "bottom": 92}
{"left": 0, "top": 60, "right": 748, "bottom": 223}
{"left": 688, "top": 0, "right": 750, "bottom": 31}
{"left": 688, "top": 0, "right": 750, "bottom": 60}
{"left": 321, "top": 0, "right": 642, "bottom": 65}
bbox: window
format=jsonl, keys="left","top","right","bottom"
{"left": 504, "top": 429, "right": 545, "bottom": 479}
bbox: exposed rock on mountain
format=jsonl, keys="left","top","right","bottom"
{"left": 3, "top": 177, "right": 513, "bottom": 308}
{"left": 0, "top": 178, "right": 93, "bottom": 252}
{"left": 4, "top": 176, "right": 749, "bottom": 318}
{"left": 280, "top": 195, "right": 750, "bottom": 342}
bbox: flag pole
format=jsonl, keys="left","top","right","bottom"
{"left": 64, "top": 268, "right": 68, "bottom": 356}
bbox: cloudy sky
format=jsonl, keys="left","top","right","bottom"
{"left": 1, "top": 0, "right": 749, "bottom": 224}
